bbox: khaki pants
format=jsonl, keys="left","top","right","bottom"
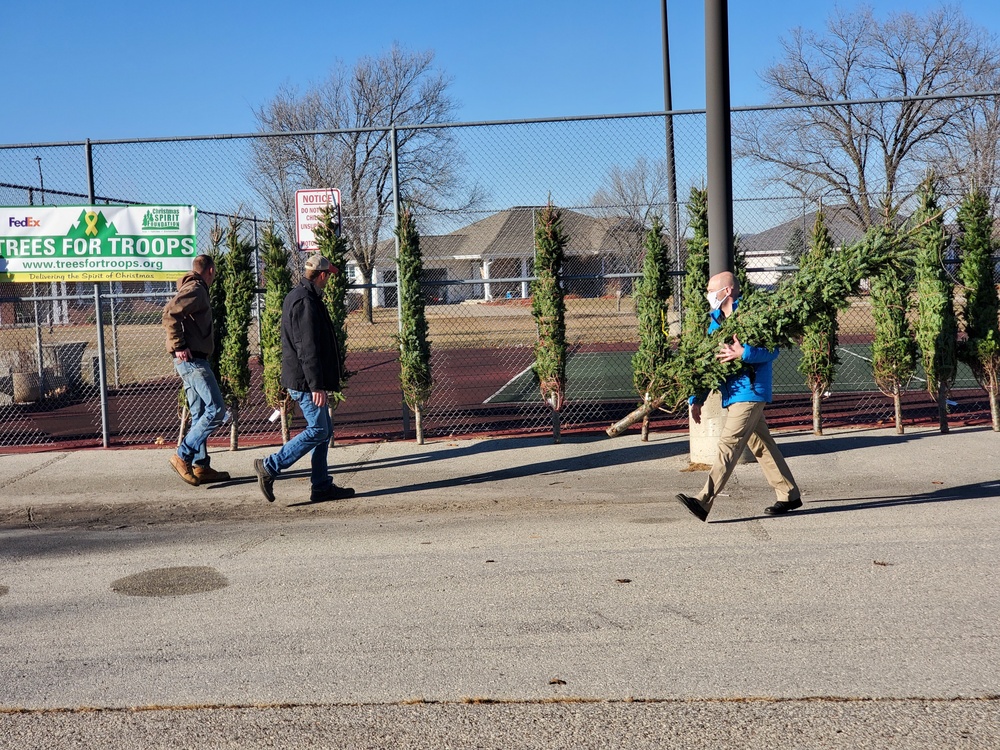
{"left": 697, "top": 401, "right": 799, "bottom": 510}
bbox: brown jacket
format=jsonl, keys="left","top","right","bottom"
{"left": 162, "top": 272, "right": 214, "bottom": 358}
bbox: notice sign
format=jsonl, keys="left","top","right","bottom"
{"left": 0, "top": 205, "right": 198, "bottom": 282}
{"left": 295, "top": 188, "right": 341, "bottom": 250}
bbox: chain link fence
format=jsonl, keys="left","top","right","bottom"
{"left": 1, "top": 98, "right": 997, "bottom": 450}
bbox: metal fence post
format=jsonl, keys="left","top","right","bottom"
{"left": 252, "top": 216, "right": 263, "bottom": 358}
{"left": 86, "top": 139, "right": 111, "bottom": 447}
{"left": 109, "top": 284, "right": 121, "bottom": 389}
{"left": 390, "top": 124, "right": 411, "bottom": 439}
{"left": 32, "top": 283, "right": 45, "bottom": 400}
{"left": 662, "top": 1, "right": 682, "bottom": 315}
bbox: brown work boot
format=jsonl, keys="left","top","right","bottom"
{"left": 193, "top": 465, "right": 231, "bottom": 483}
{"left": 169, "top": 454, "right": 200, "bottom": 486}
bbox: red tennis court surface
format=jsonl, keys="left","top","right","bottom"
{"left": 1, "top": 346, "right": 995, "bottom": 453}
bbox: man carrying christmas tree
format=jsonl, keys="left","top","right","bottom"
{"left": 675, "top": 271, "right": 801, "bottom": 521}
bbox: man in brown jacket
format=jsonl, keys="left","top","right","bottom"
{"left": 162, "top": 254, "right": 228, "bottom": 486}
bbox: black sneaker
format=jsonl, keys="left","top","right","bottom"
{"left": 310, "top": 484, "right": 355, "bottom": 503}
{"left": 675, "top": 493, "right": 709, "bottom": 522}
{"left": 255, "top": 458, "right": 275, "bottom": 502}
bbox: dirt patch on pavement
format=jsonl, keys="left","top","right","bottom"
{"left": 0, "top": 489, "right": 611, "bottom": 531}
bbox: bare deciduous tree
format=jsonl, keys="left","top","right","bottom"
{"left": 591, "top": 157, "right": 671, "bottom": 230}
{"left": 938, "top": 77, "right": 1000, "bottom": 208}
{"left": 734, "top": 5, "right": 1000, "bottom": 228}
{"left": 590, "top": 157, "right": 672, "bottom": 287}
{"left": 251, "top": 43, "right": 480, "bottom": 321}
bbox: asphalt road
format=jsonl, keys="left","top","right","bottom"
{"left": 2, "top": 426, "right": 999, "bottom": 747}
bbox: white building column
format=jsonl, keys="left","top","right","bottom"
{"left": 481, "top": 259, "right": 492, "bottom": 302}
{"left": 520, "top": 257, "right": 530, "bottom": 299}
{"left": 373, "top": 268, "right": 382, "bottom": 308}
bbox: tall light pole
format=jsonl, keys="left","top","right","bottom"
{"left": 705, "top": 0, "right": 734, "bottom": 277}
{"left": 34, "top": 155, "right": 45, "bottom": 205}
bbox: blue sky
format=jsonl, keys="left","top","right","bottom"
{"left": 4, "top": 1, "right": 1000, "bottom": 145}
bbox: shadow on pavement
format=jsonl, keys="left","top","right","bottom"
{"left": 779, "top": 426, "right": 995, "bottom": 459}
{"left": 206, "top": 434, "right": 689, "bottom": 500}
{"left": 348, "top": 439, "right": 687, "bottom": 499}
{"left": 713, "top": 479, "right": 1000, "bottom": 524}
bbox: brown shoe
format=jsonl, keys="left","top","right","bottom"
{"left": 169, "top": 454, "right": 200, "bottom": 486}
{"left": 193, "top": 466, "right": 230, "bottom": 483}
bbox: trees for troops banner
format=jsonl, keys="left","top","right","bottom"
{"left": 0, "top": 205, "right": 197, "bottom": 282}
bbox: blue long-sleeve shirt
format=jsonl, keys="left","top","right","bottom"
{"left": 691, "top": 297, "right": 778, "bottom": 408}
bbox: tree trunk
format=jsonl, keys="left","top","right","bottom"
{"left": 177, "top": 404, "right": 190, "bottom": 448}
{"left": 937, "top": 383, "right": 950, "bottom": 434}
{"left": 280, "top": 400, "right": 291, "bottom": 444}
{"left": 550, "top": 407, "right": 561, "bottom": 444}
{"left": 991, "top": 385, "right": 1000, "bottom": 433}
{"left": 415, "top": 404, "right": 424, "bottom": 445}
{"left": 640, "top": 395, "right": 651, "bottom": 441}
{"left": 812, "top": 388, "right": 823, "bottom": 436}
{"left": 607, "top": 394, "right": 665, "bottom": 437}
{"left": 894, "top": 388, "right": 904, "bottom": 435}
{"left": 361, "top": 273, "right": 374, "bottom": 324}
{"left": 229, "top": 404, "right": 239, "bottom": 451}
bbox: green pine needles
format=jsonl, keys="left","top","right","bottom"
{"left": 609, "top": 223, "right": 908, "bottom": 436}
{"left": 260, "top": 225, "right": 292, "bottom": 437}
{"left": 692, "top": 226, "right": 899, "bottom": 400}
{"left": 673, "top": 186, "right": 756, "bottom": 401}
{"left": 779, "top": 225, "right": 807, "bottom": 283}
{"left": 870, "top": 218, "right": 917, "bottom": 435}
{"left": 218, "top": 217, "right": 256, "bottom": 448}
{"left": 314, "top": 205, "right": 351, "bottom": 399}
{"left": 913, "top": 174, "right": 957, "bottom": 433}
{"left": 732, "top": 235, "right": 754, "bottom": 302}
{"left": 206, "top": 223, "right": 227, "bottom": 379}
{"left": 632, "top": 216, "right": 674, "bottom": 401}
{"left": 395, "top": 206, "right": 433, "bottom": 443}
{"left": 796, "top": 211, "right": 840, "bottom": 435}
{"left": 679, "top": 187, "right": 710, "bottom": 348}
{"left": 531, "top": 203, "right": 568, "bottom": 438}
{"left": 957, "top": 188, "right": 1000, "bottom": 431}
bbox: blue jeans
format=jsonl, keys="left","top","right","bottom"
{"left": 174, "top": 358, "right": 225, "bottom": 468}
{"left": 264, "top": 389, "right": 332, "bottom": 491}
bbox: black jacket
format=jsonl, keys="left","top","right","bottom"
{"left": 280, "top": 279, "right": 342, "bottom": 393}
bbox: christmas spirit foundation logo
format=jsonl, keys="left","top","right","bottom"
{"left": 142, "top": 208, "right": 182, "bottom": 232}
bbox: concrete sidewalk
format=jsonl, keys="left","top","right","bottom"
{"left": 3, "top": 425, "right": 999, "bottom": 747}
{"left": 2, "top": 424, "right": 998, "bottom": 526}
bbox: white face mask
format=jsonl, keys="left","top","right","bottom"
{"left": 706, "top": 288, "right": 729, "bottom": 311}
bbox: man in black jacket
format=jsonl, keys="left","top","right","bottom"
{"left": 255, "top": 253, "right": 355, "bottom": 503}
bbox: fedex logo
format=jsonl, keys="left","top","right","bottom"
{"left": 9, "top": 217, "right": 41, "bottom": 228}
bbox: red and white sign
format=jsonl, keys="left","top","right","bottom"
{"left": 294, "top": 188, "right": 341, "bottom": 250}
